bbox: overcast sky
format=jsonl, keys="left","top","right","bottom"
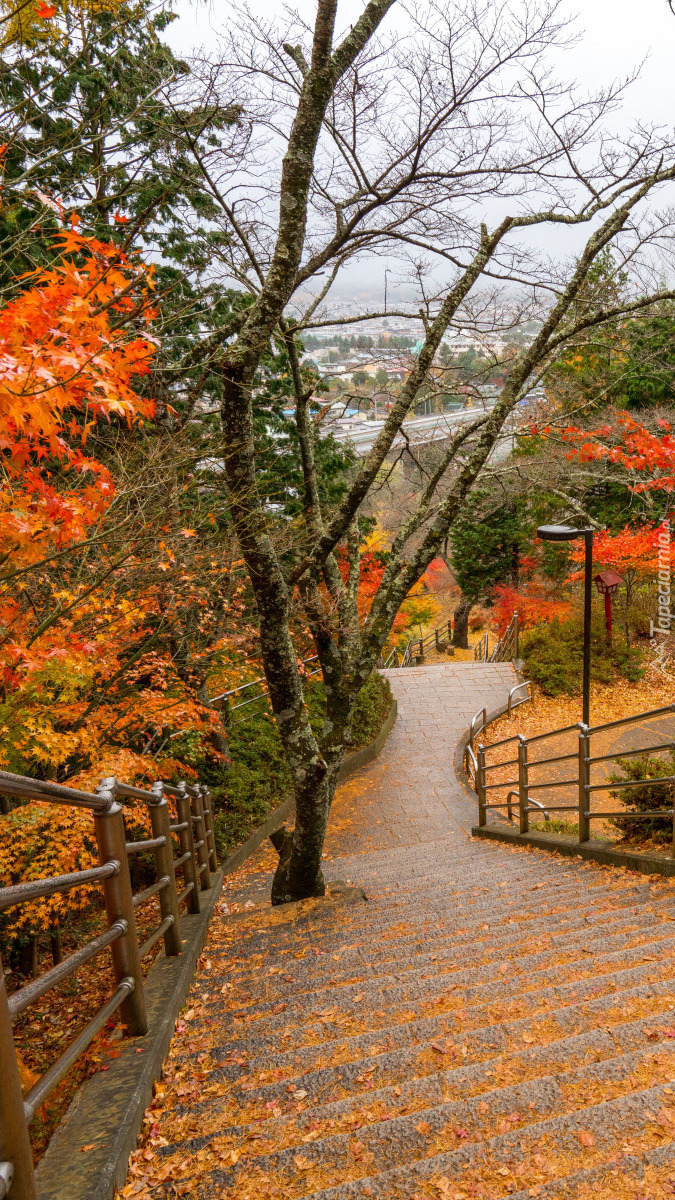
{"left": 163, "top": 0, "right": 675, "bottom": 301}
{"left": 166, "top": 0, "right": 674, "bottom": 121}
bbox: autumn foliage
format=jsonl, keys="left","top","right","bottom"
{"left": 562, "top": 415, "right": 675, "bottom": 493}
{"left": 567, "top": 525, "right": 662, "bottom": 583}
{"left": 491, "top": 582, "right": 572, "bottom": 637}
{"left": 0, "top": 230, "right": 231, "bottom": 942}
{"left": 337, "top": 534, "right": 440, "bottom": 646}
{"left": 1, "top": 228, "right": 156, "bottom": 564}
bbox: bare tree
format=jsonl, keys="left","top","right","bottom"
{"left": 169, "top": 0, "right": 675, "bottom": 901}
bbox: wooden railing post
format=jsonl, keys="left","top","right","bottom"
{"left": 578, "top": 724, "right": 590, "bottom": 843}
{"left": 513, "top": 611, "right": 519, "bottom": 660}
{"left": 94, "top": 785, "right": 148, "bottom": 1036}
{"left": 0, "top": 952, "right": 37, "bottom": 1200}
{"left": 176, "top": 783, "right": 200, "bottom": 914}
{"left": 149, "top": 784, "right": 181, "bottom": 957}
{"left": 477, "top": 745, "right": 487, "bottom": 826}
{"left": 518, "top": 736, "right": 529, "bottom": 834}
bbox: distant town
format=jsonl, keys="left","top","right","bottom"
{"left": 294, "top": 315, "right": 542, "bottom": 434}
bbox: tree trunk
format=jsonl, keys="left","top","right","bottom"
{"left": 50, "top": 925, "right": 63, "bottom": 966}
{"left": 271, "top": 760, "right": 342, "bottom": 904}
{"left": 21, "top": 936, "right": 38, "bottom": 979}
{"left": 452, "top": 593, "right": 473, "bottom": 648}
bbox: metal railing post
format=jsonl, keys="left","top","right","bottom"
{"left": 176, "top": 784, "right": 200, "bottom": 914}
{"left": 578, "top": 723, "right": 590, "bottom": 843}
{"left": 190, "top": 787, "right": 212, "bottom": 891}
{"left": 149, "top": 784, "right": 181, "bottom": 957}
{"left": 0, "top": 952, "right": 37, "bottom": 1200}
{"left": 201, "top": 786, "right": 218, "bottom": 872}
{"left": 94, "top": 785, "right": 148, "bottom": 1036}
{"left": 477, "top": 744, "right": 487, "bottom": 826}
{"left": 518, "top": 735, "right": 529, "bottom": 834}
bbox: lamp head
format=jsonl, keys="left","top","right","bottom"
{"left": 536, "top": 524, "right": 583, "bottom": 542}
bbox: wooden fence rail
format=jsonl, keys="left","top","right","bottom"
{"left": 0, "top": 769, "right": 217, "bottom": 1200}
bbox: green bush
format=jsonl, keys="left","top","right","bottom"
{"left": 210, "top": 672, "right": 393, "bottom": 856}
{"left": 608, "top": 750, "right": 675, "bottom": 842}
{"left": 521, "top": 614, "right": 644, "bottom": 696}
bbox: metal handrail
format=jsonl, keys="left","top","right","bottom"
{"left": 0, "top": 770, "right": 218, "bottom": 1198}
{"left": 474, "top": 632, "right": 489, "bottom": 662}
{"left": 0, "top": 770, "right": 111, "bottom": 812}
{"left": 587, "top": 741, "right": 675, "bottom": 764}
{"left": 526, "top": 722, "right": 581, "bottom": 745}
{"left": 507, "top": 680, "right": 531, "bottom": 714}
{"left": 469, "top": 707, "right": 487, "bottom": 749}
{"left": 588, "top": 702, "right": 675, "bottom": 735}
{"left": 467, "top": 692, "right": 675, "bottom": 851}
{"left": 489, "top": 612, "right": 519, "bottom": 665}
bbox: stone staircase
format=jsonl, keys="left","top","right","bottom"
{"left": 123, "top": 665, "right": 675, "bottom": 1200}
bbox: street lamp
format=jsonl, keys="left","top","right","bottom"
{"left": 537, "top": 524, "right": 594, "bottom": 725}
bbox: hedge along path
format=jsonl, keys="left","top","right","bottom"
{"left": 119, "top": 663, "right": 675, "bottom": 1200}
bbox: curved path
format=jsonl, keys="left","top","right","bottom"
{"left": 324, "top": 661, "right": 518, "bottom": 858}
{"left": 120, "top": 664, "right": 675, "bottom": 1200}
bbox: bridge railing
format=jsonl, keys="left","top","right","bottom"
{"left": 465, "top": 700, "right": 675, "bottom": 850}
{"left": 0, "top": 770, "right": 217, "bottom": 1200}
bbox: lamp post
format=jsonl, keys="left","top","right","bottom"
{"left": 537, "top": 524, "right": 594, "bottom": 726}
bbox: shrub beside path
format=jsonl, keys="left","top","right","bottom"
{"left": 120, "top": 663, "right": 675, "bottom": 1200}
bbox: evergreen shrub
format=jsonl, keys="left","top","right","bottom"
{"left": 521, "top": 615, "right": 644, "bottom": 696}
{"left": 608, "top": 750, "right": 675, "bottom": 842}
{"left": 211, "top": 672, "right": 393, "bottom": 854}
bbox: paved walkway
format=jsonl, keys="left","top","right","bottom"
{"left": 120, "top": 664, "right": 675, "bottom": 1200}
{"left": 325, "top": 662, "right": 517, "bottom": 856}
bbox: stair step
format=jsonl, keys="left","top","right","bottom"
{"left": 123, "top": 769, "right": 675, "bottom": 1200}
